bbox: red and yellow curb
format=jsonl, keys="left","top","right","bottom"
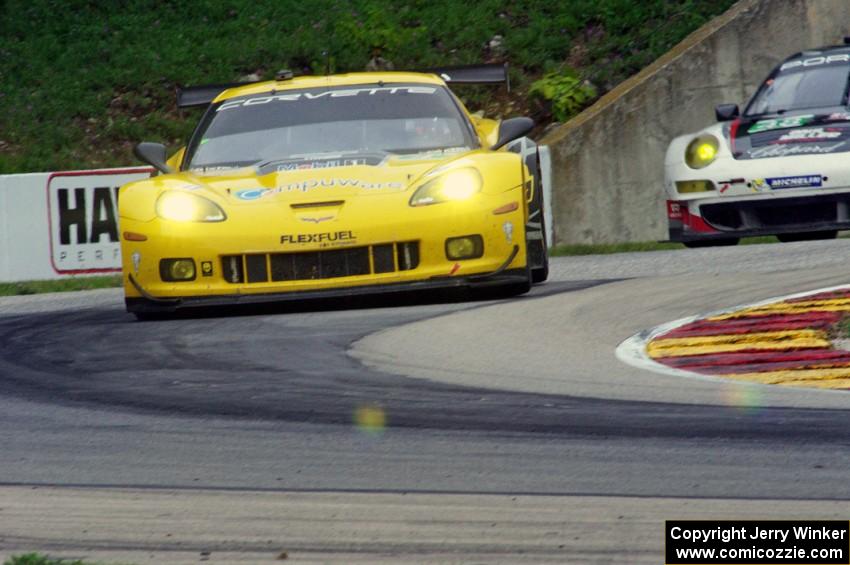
{"left": 646, "top": 289, "right": 850, "bottom": 390}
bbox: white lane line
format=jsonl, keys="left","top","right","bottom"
{"left": 614, "top": 282, "right": 850, "bottom": 387}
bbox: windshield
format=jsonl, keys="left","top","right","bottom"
{"left": 745, "top": 63, "right": 850, "bottom": 116}
{"left": 185, "top": 84, "right": 476, "bottom": 170}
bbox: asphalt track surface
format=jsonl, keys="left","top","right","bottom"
{"left": 2, "top": 239, "right": 850, "bottom": 563}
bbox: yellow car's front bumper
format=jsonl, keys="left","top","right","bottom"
{"left": 121, "top": 191, "right": 528, "bottom": 313}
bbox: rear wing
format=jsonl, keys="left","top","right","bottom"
{"left": 177, "top": 81, "right": 260, "bottom": 109}
{"left": 421, "top": 63, "right": 509, "bottom": 88}
{"left": 176, "top": 63, "right": 510, "bottom": 108}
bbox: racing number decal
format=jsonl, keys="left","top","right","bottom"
{"left": 748, "top": 115, "right": 814, "bottom": 134}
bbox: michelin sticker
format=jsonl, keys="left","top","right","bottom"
{"left": 753, "top": 175, "right": 823, "bottom": 190}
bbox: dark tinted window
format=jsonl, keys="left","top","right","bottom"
{"left": 746, "top": 63, "right": 850, "bottom": 116}
{"left": 186, "top": 84, "right": 475, "bottom": 169}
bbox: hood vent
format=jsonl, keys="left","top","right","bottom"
{"left": 290, "top": 200, "right": 345, "bottom": 209}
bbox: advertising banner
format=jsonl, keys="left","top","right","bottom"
{"left": 0, "top": 167, "right": 153, "bottom": 282}
{"left": 47, "top": 168, "right": 152, "bottom": 274}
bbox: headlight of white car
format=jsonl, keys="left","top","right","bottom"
{"left": 685, "top": 135, "right": 719, "bottom": 169}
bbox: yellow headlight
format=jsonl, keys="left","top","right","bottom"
{"left": 156, "top": 191, "right": 226, "bottom": 222}
{"left": 676, "top": 180, "right": 715, "bottom": 194}
{"left": 159, "top": 258, "right": 196, "bottom": 282}
{"left": 685, "top": 135, "right": 720, "bottom": 169}
{"left": 409, "top": 168, "right": 483, "bottom": 206}
{"left": 445, "top": 235, "right": 484, "bottom": 260}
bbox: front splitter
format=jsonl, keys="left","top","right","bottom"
{"left": 126, "top": 268, "right": 529, "bottom": 314}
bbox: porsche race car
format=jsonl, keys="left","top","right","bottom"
{"left": 121, "top": 65, "right": 547, "bottom": 317}
{"left": 665, "top": 41, "right": 850, "bottom": 246}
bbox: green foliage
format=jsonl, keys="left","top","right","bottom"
{"left": 3, "top": 554, "right": 102, "bottom": 565}
{"left": 0, "top": 0, "right": 738, "bottom": 173}
{"left": 529, "top": 72, "right": 597, "bottom": 122}
{"left": 0, "top": 275, "right": 122, "bottom": 296}
{"left": 550, "top": 236, "right": 781, "bottom": 256}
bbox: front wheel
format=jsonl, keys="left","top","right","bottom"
{"left": 132, "top": 310, "right": 179, "bottom": 321}
{"left": 777, "top": 231, "right": 838, "bottom": 242}
{"left": 531, "top": 260, "right": 549, "bottom": 284}
{"left": 501, "top": 276, "right": 532, "bottom": 297}
{"left": 530, "top": 240, "right": 549, "bottom": 283}
{"left": 481, "top": 267, "right": 532, "bottom": 300}
{"left": 683, "top": 238, "right": 739, "bottom": 248}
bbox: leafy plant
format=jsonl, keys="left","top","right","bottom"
{"left": 4, "top": 554, "right": 105, "bottom": 565}
{"left": 529, "top": 71, "right": 597, "bottom": 122}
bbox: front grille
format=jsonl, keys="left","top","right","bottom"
{"left": 699, "top": 194, "right": 850, "bottom": 232}
{"left": 222, "top": 242, "right": 419, "bottom": 284}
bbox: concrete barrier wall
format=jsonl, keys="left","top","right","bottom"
{"left": 541, "top": 0, "right": 850, "bottom": 244}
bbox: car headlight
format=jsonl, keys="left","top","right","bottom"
{"left": 156, "top": 191, "right": 226, "bottom": 222}
{"left": 685, "top": 135, "right": 719, "bottom": 169}
{"left": 676, "top": 180, "right": 715, "bottom": 193}
{"left": 409, "top": 168, "right": 483, "bottom": 207}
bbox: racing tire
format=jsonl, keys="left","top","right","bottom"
{"left": 507, "top": 261, "right": 534, "bottom": 297}
{"left": 510, "top": 138, "right": 548, "bottom": 284}
{"left": 531, "top": 256, "right": 549, "bottom": 284}
{"left": 528, "top": 198, "right": 549, "bottom": 284}
{"left": 683, "top": 238, "right": 739, "bottom": 248}
{"left": 483, "top": 267, "right": 532, "bottom": 300}
{"left": 503, "top": 275, "right": 532, "bottom": 297}
{"left": 777, "top": 231, "right": 838, "bottom": 243}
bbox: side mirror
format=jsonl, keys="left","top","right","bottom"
{"left": 715, "top": 103, "right": 739, "bottom": 122}
{"left": 133, "top": 142, "right": 173, "bottom": 174}
{"left": 491, "top": 117, "right": 534, "bottom": 150}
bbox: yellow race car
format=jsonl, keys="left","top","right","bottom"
{"left": 121, "top": 64, "right": 548, "bottom": 317}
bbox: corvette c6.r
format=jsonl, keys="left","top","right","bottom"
{"left": 120, "top": 65, "right": 547, "bottom": 317}
{"left": 665, "top": 40, "right": 850, "bottom": 246}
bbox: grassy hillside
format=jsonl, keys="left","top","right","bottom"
{"left": 0, "top": 0, "right": 736, "bottom": 173}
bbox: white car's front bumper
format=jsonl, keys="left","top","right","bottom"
{"left": 664, "top": 152, "right": 850, "bottom": 242}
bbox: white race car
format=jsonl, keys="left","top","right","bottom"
{"left": 665, "top": 41, "right": 850, "bottom": 246}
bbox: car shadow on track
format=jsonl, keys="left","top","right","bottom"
{"left": 134, "top": 287, "right": 505, "bottom": 321}
{"left": 131, "top": 280, "right": 611, "bottom": 322}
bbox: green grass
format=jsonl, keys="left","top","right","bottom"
{"left": 550, "top": 236, "right": 781, "bottom": 256}
{"left": 0, "top": 0, "right": 736, "bottom": 173}
{"left": 0, "top": 275, "right": 122, "bottom": 297}
{"left": 3, "top": 554, "right": 128, "bottom": 565}
{"left": 550, "top": 241, "right": 684, "bottom": 255}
